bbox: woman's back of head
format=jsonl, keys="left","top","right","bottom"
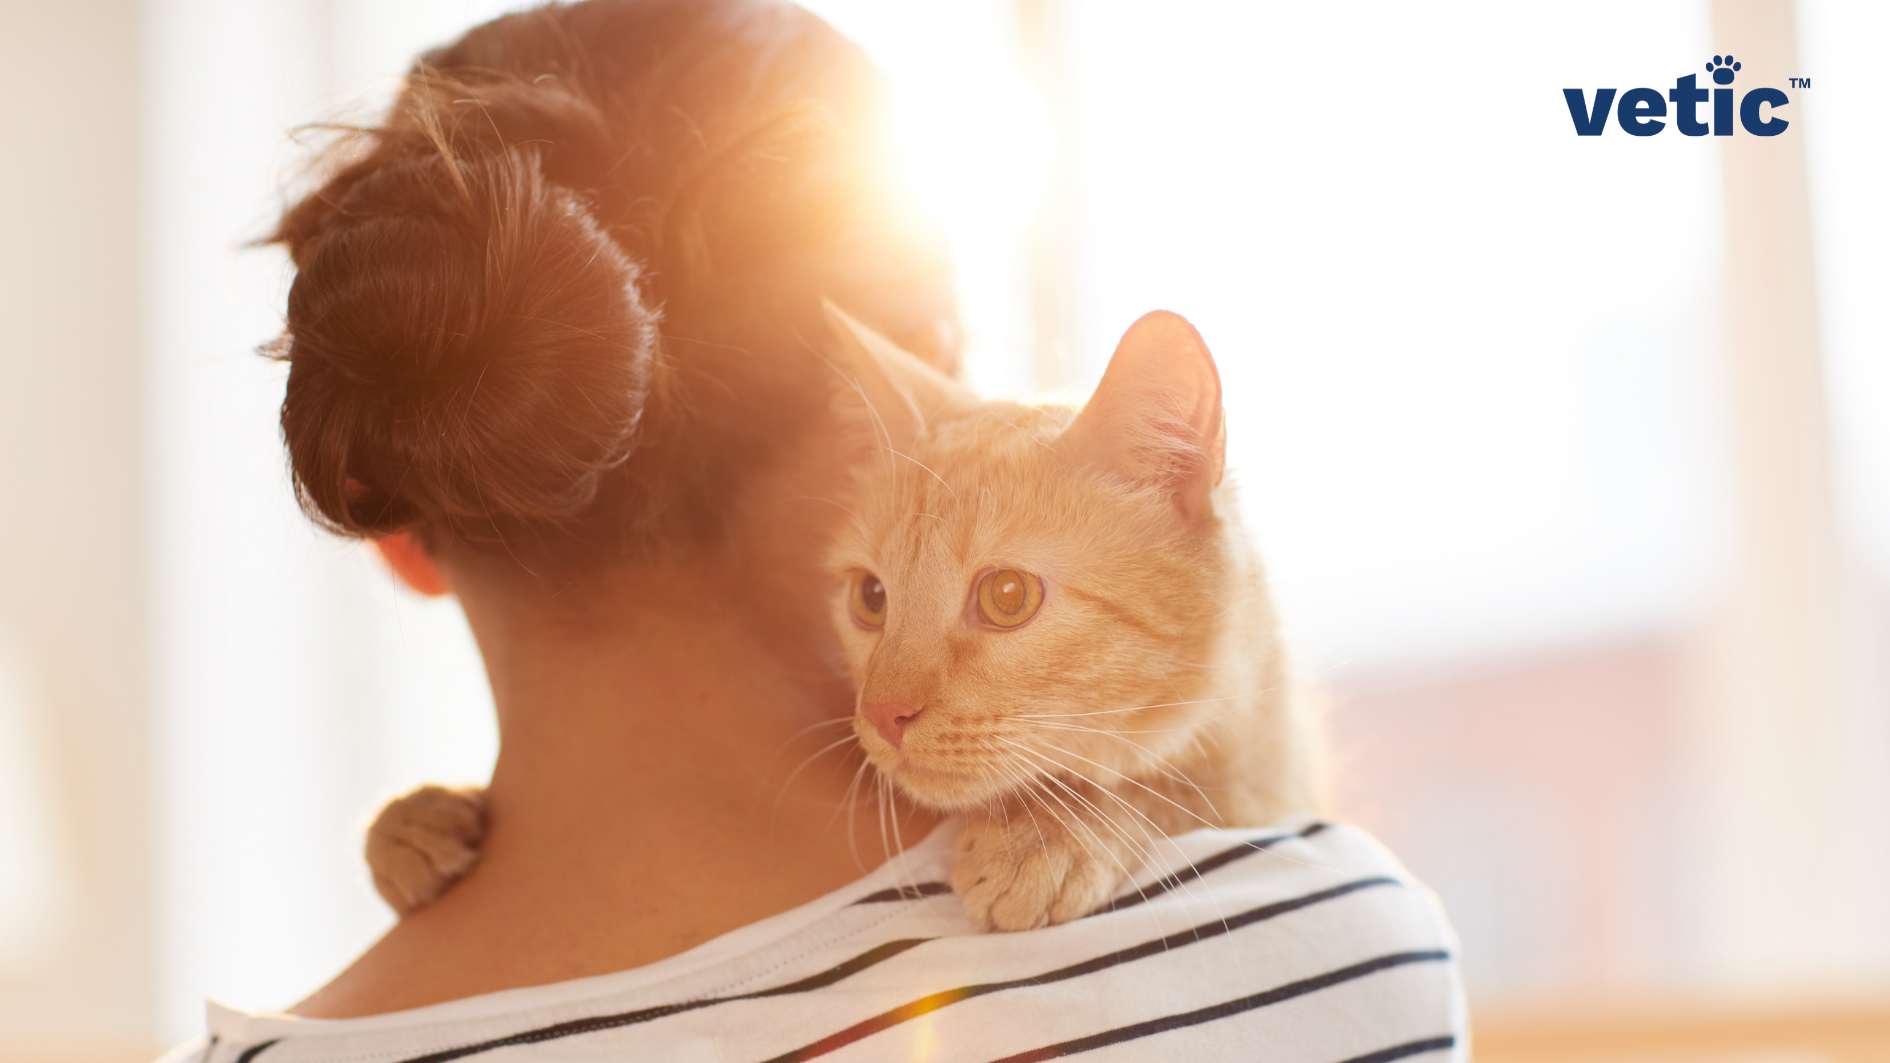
{"left": 271, "top": 0, "right": 957, "bottom": 560}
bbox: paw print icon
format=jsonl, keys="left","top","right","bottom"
{"left": 1707, "top": 54, "right": 1741, "bottom": 84}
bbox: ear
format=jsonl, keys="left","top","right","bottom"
{"left": 1058, "top": 310, "right": 1226, "bottom": 521}
{"left": 375, "top": 531, "right": 451, "bottom": 597}
{"left": 822, "top": 299, "right": 975, "bottom": 449}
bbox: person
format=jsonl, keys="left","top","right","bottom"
{"left": 164, "top": 2, "right": 1465, "bottom": 1059}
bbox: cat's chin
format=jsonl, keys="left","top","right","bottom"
{"left": 877, "top": 761, "right": 1008, "bottom": 812}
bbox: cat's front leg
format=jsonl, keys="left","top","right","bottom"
{"left": 364, "top": 784, "right": 488, "bottom": 915}
{"left": 950, "top": 791, "right": 1140, "bottom": 931}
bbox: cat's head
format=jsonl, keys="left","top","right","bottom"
{"left": 824, "top": 306, "right": 1236, "bottom": 811}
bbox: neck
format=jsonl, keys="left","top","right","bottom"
{"left": 297, "top": 555, "right": 937, "bottom": 1018}
{"left": 480, "top": 578, "right": 904, "bottom": 904}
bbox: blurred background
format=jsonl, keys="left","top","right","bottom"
{"left": 3, "top": 0, "right": 1885, "bottom": 1059}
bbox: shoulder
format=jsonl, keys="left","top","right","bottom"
{"left": 1158, "top": 818, "right": 1461, "bottom": 948}
{"left": 856, "top": 818, "right": 1467, "bottom": 1061}
{"left": 170, "top": 820, "right": 1464, "bottom": 1062}
{"left": 1065, "top": 818, "right": 1462, "bottom": 955}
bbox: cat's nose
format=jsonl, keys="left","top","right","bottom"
{"left": 862, "top": 702, "right": 924, "bottom": 748}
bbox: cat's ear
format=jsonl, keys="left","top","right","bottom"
{"left": 822, "top": 299, "right": 974, "bottom": 447}
{"left": 1058, "top": 310, "right": 1226, "bottom": 521}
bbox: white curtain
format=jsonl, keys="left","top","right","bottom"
{"left": 144, "top": 0, "right": 518, "bottom": 1037}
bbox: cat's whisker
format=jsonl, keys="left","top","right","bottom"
{"left": 1000, "top": 756, "right": 1087, "bottom": 869}
{"left": 814, "top": 351, "right": 903, "bottom": 480}
{"left": 875, "top": 773, "right": 893, "bottom": 869}
{"left": 1034, "top": 758, "right": 1143, "bottom": 866}
{"left": 1014, "top": 696, "right": 1239, "bottom": 721}
{"left": 1016, "top": 790, "right": 1050, "bottom": 866}
{"left": 779, "top": 713, "right": 855, "bottom": 741}
{"left": 1003, "top": 739, "right": 1148, "bottom": 863}
{"left": 1021, "top": 737, "right": 1329, "bottom": 877}
{"left": 1018, "top": 720, "right": 1198, "bottom": 736}
{"left": 889, "top": 448, "right": 956, "bottom": 499}
{"left": 787, "top": 494, "right": 865, "bottom": 525}
{"left": 762, "top": 714, "right": 853, "bottom": 785}
{"left": 768, "top": 731, "right": 861, "bottom": 833}
{"left": 886, "top": 783, "right": 916, "bottom": 898}
{"left": 1012, "top": 765, "right": 1156, "bottom": 934}
{"left": 999, "top": 746, "right": 1111, "bottom": 875}
{"left": 1029, "top": 779, "right": 1101, "bottom": 873}
{"left": 1023, "top": 753, "right": 1156, "bottom": 905}
{"left": 841, "top": 757, "right": 872, "bottom": 871}
{"left": 1012, "top": 739, "right": 1235, "bottom": 938}
{"left": 1024, "top": 737, "right": 1220, "bottom": 833}
{"left": 1093, "top": 785, "right": 1177, "bottom": 898}
{"left": 1011, "top": 719, "right": 1214, "bottom": 781}
{"left": 1052, "top": 763, "right": 1190, "bottom": 932}
{"left": 995, "top": 757, "right": 1052, "bottom": 865}
{"left": 1028, "top": 743, "right": 1231, "bottom": 935}
{"left": 1008, "top": 720, "right": 1224, "bottom": 821}
{"left": 776, "top": 732, "right": 859, "bottom": 794}
{"left": 823, "top": 755, "right": 871, "bottom": 828}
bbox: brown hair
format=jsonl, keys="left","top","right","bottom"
{"left": 269, "top": 0, "right": 957, "bottom": 555}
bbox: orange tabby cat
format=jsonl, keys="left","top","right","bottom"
{"left": 365, "top": 309, "right": 1322, "bottom": 929}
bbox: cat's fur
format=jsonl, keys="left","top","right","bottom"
{"left": 365, "top": 309, "right": 1322, "bottom": 930}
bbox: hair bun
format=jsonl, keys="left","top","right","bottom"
{"left": 277, "top": 148, "right": 659, "bottom": 539}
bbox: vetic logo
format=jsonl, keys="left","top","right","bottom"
{"left": 1564, "top": 54, "right": 1799, "bottom": 137}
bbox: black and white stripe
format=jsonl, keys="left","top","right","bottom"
{"left": 764, "top": 875, "right": 1404, "bottom": 1061}
{"left": 984, "top": 952, "right": 1453, "bottom": 1062}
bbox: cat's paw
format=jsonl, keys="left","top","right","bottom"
{"left": 951, "top": 814, "right": 1126, "bottom": 931}
{"left": 365, "top": 784, "right": 488, "bottom": 916}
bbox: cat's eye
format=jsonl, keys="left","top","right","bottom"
{"left": 975, "top": 568, "right": 1044, "bottom": 629}
{"left": 849, "top": 570, "right": 888, "bottom": 629}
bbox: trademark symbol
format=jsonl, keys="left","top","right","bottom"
{"left": 1790, "top": 76, "right": 1812, "bottom": 88}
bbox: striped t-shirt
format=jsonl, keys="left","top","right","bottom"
{"left": 165, "top": 818, "right": 1465, "bottom": 1062}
